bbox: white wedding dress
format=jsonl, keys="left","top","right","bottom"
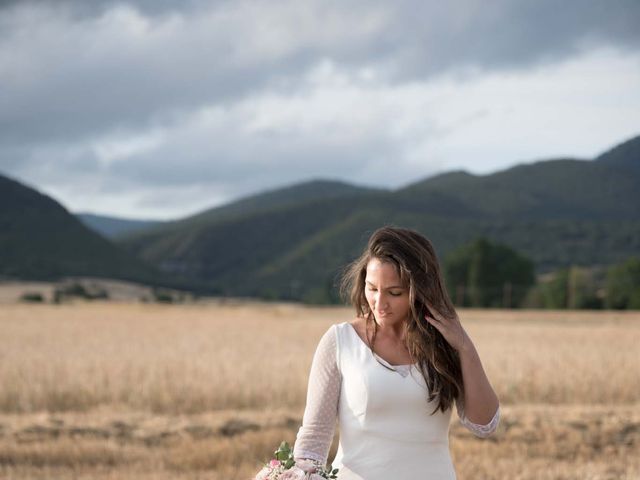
{"left": 293, "top": 322, "right": 500, "bottom": 480}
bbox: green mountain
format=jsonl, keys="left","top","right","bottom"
{"left": 0, "top": 173, "right": 173, "bottom": 285}
{"left": 117, "top": 135, "right": 640, "bottom": 302}
{"left": 119, "top": 178, "right": 384, "bottom": 242}
{"left": 397, "top": 157, "right": 639, "bottom": 220}
{"left": 594, "top": 134, "right": 640, "bottom": 172}
{"left": 175, "top": 178, "right": 385, "bottom": 227}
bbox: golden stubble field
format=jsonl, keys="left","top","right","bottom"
{"left": 0, "top": 302, "right": 639, "bottom": 479}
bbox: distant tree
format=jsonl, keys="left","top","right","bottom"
{"left": 540, "top": 268, "right": 569, "bottom": 309}
{"left": 302, "top": 277, "right": 341, "bottom": 305}
{"left": 152, "top": 288, "right": 174, "bottom": 304}
{"left": 20, "top": 292, "right": 44, "bottom": 303}
{"left": 605, "top": 257, "right": 640, "bottom": 309}
{"left": 566, "top": 266, "right": 603, "bottom": 309}
{"left": 52, "top": 282, "right": 109, "bottom": 302}
{"left": 528, "top": 266, "right": 602, "bottom": 309}
{"left": 444, "top": 237, "right": 535, "bottom": 308}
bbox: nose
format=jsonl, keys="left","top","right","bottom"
{"left": 373, "top": 291, "right": 389, "bottom": 308}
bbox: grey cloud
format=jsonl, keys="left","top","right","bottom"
{"left": 8, "top": 141, "right": 103, "bottom": 187}
{"left": 0, "top": 4, "right": 283, "bottom": 144}
{"left": 106, "top": 119, "right": 399, "bottom": 190}
{"left": 0, "top": 0, "right": 225, "bottom": 18}
{"left": 1, "top": 0, "right": 638, "bottom": 148}
{"left": 382, "top": 1, "right": 640, "bottom": 77}
{"left": 0, "top": 0, "right": 387, "bottom": 153}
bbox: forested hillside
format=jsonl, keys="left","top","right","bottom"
{"left": 0, "top": 174, "right": 175, "bottom": 286}
{"left": 115, "top": 135, "right": 640, "bottom": 302}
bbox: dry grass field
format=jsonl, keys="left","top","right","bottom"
{"left": 0, "top": 302, "right": 638, "bottom": 479}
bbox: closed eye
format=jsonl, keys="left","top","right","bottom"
{"left": 367, "top": 287, "right": 402, "bottom": 296}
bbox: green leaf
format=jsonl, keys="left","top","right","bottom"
{"left": 274, "top": 441, "right": 292, "bottom": 460}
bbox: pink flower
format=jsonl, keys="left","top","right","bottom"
{"left": 253, "top": 466, "right": 271, "bottom": 480}
{"left": 269, "top": 459, "right": 282, "bottom": 468}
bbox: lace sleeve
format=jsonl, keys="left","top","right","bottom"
{"left": 293, "top": 324, "right": 341, "bottom": 465}
{"left": 456, "top": 400, "right": 500, "bottom": 438}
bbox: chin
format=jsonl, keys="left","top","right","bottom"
{"left": 374, "top": 315, "right": 395, "bottom": 324}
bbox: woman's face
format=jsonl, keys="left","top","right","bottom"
{"left": 364, "top": 258, "right": 411, "bottom": 328}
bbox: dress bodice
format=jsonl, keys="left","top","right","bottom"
{"left": 332, "top": 322, "right": 456, "bottom": 479}
{"left": 292, "top": 322, "right": 500, "bottom": 480}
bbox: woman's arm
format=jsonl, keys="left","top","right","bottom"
{"left": 456, "top": 334, "right": 500, "bottom": 425}
{"left": 424, "top": 301, "right": 500, "bottom": 427}
{"left": 292, "top": 324, "right": 341, "bottom": 465}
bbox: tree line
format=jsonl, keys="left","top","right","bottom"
{"left": 443, "top": 237, "right": 640, "bottom": 310}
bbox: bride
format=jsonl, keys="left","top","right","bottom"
{"left": 290, "top": 226, "right": 500, "bottom": 479}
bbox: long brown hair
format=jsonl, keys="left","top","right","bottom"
{"left": 339, "top": 225, "right": 463, "bottom": 413}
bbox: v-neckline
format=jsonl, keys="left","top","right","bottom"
{"left": 346, "top": 322, "right": 416, "bottom": 368}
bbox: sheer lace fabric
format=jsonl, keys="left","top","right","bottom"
{"left": 293, "top": 324, "right": 500, "bottom": 466}
{"left": 293, "top": 324, "right": 342, "bottom": 464}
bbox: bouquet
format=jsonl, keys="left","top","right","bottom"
{"left": 253, "top": 441, "right": 339, "bottom": 480}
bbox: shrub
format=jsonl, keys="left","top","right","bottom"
{"left": 20, "top": 292, "right": 45, "bottom": 303}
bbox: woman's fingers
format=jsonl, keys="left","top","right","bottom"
{"left": 425, "top": 299, "right": 461, "bottom": 327}
{"left": 424, "top": 308, "right": 467, "bottom": 351}
{"left": 424, "top": 300, "right": 443, "bottom": 320}
{"left": 425, "top": 300, "right": 453, "bottom": 324}
{"left": 424, "top": 314, "right": 444, "bottom": 333}
{"left": 425, "top": 309, "right": 447, "bottom": 327}
{"left": 424, "top": 312, "right": 439, "bottom": 325}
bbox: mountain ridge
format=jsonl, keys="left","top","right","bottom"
{"left": 113, "top": 133, "right": 640, "bottom": 301}
{"left": 0, "top": 173, "right": 180, "bottom": 286}
{"left": 4, "top": 134, "right": 638, "bottom": 301}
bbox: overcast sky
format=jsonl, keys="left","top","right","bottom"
{"left": 1, "top": 0, "right": 639, "bottom": 220}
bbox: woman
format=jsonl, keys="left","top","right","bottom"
{"left": 292, "top": 226, "right": 500, "bottom": 479}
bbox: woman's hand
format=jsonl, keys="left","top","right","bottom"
{"left": 423, "top": 300, "right": 471, "bottom": 353}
